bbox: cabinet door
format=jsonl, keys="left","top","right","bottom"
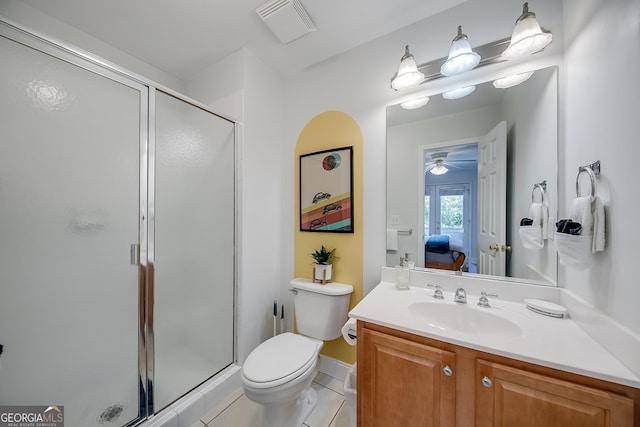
{"left": 359, "top": 328, "right": 456, "bottom": 427}
{"left": 476, "top": 359, "right": 634, "bottom": 427}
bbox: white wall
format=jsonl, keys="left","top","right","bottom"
{"left": 186, "top": 49, "right": 285, "bottom": 363}
{"left": 561, "top": 0, "right": 640, "bottom": 333}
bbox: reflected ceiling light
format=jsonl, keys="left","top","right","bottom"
{"left": 440, "top": 26, "right": 481, "bottom": 77}
{"left": 391, "top": 45, "right": 425, "bottom": 91}
{"left": 400, "top": 96, "right": 429, "bottom": 109}
{"left": 502, "top": 2, "right": 552, "bottom": 60}
{"left": 430, "top": 160, "right": 449, "bottom": 176}
{"left": 442, "top": 85, "right": 476, "bottom": 100}
{"left": 493, "top": 71, "right": 534, "bottom": 88}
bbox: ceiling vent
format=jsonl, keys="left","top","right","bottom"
{"left": 256, "top": 0, "right": 316, "bottom": 44}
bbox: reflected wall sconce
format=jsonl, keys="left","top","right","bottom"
{"left": 440, "top": 26, "right": 481, "bottom": 77}
{"left": 502, "top": 2, "right": 552, "bottom": 60}
{"left": 400, "top": 96, "right": 430, "bottom": 109}
{"left": 493, "top": 71, "right": 534, "bottom": 88}
{"left": 390, "top": 2, "right": 551, "bottom": 91}
{"left": 442, "top": 85, "right": 476, "bottom": 99}
{"left": 390, "top": 45, "right": 425, "bottom": 91}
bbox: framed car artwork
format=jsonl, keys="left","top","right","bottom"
{"left": 299, "top": 146, "right": 353, "bottom": 233}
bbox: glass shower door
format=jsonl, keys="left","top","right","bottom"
{"left": 152, "top": 91, "right": 235, "bottom": 410}
{"left": 0, "top": 34, "right": 144, "bottom": 425}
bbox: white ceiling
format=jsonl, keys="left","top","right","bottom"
{"left": 22, "top": 0, "right": 467, "bottom": 81}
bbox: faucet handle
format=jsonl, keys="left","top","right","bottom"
{"left": 454, "top": 287, "right": 467, "bottom": 303}
{"left": 478, "top": 291, "right": 498, "bottom": 308}
{"left": 427, "top": 284, "right": 444, "bottom": 299}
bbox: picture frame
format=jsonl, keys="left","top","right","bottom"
{"left": 300, "top": 146, "right": 353, "bottom": 233}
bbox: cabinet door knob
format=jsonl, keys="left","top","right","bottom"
{"left": 442, "top": 365, "right": 453, "bottom": 376}
{"left": 481, "top": 376, "right": 493, "bottom": 388}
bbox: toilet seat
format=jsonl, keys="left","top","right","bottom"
{"left": 242, "top": 333, "right": 321, "bottom": 389}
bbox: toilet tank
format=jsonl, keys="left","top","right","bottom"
{"left": 290, "top": 278, "right": 353, "bottom": 341}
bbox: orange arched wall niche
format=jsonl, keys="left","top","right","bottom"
{"left": 294, "top": 111, "right": 363, "bottom": 364}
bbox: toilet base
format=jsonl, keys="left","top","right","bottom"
{"left": 258, "top": 387, "right": 318, "bottom": 427}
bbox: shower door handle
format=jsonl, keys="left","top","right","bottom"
{"left": 130, "top": 243, "right": 140, "bottom": 266}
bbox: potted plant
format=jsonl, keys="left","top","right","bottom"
{"left": 310, "top": 245, "right": 336, "bottom": 282}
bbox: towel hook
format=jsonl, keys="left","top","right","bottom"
{"left": 576, "top": 161, "right": 600, "bottom": 198}
{"left": 532, "top": 180, "right": 547, "bottom": 204}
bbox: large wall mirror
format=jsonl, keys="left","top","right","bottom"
{"left": 386, "top": 66, "right": 558, "bottom": 286}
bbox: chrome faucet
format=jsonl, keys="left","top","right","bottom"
{"left": 454, "top": 288, "right": 467, "bottom": 304}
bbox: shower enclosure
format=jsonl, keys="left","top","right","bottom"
{"left": 0, "top": 20, "right": 236, "bottom": 426}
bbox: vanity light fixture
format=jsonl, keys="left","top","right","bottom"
{"left": 389, "top": 4, "right": 552, "bottom": 90}
{"left": 390, "top": 45, "right": 425, "bottom": 91}
{"left": 442, "top": 85, "right": 476, "bottom": 100}
{"left": 440, "top": 26, "right": 481, "bottom": 77}
{"left": 502, "top": 2, "right": 552, "bottom": 60}
{"left": 493, "top": 71, "right": 534, "bottom": 88}
{"left": 400, "top": 96, "right": 429, "bottom": 110}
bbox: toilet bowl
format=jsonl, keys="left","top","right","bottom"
{"left": 242, "top": 332, "right": 322, "bottom": 427}
{"left": 241, "top": 279, "right": 353, "bottom": 427}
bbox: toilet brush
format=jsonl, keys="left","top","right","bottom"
{"left": 273, "top": 300, "right": 278, "bottom": 337}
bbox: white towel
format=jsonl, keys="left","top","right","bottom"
{"left": 568, "top": 195, "right": 605, "bottom": 254}
{"left": 592, "top": 196, "right": 605, "bottom": 253}
{"left": 386, "top": 229, "right": 398, "bottom": 251}
{"left": 569, "top": 196, "right": 594, "bottom": 234}
{"left": 541, "top": 204, "right": 549, "bottom": 239}
{"left": 519, "top": 203, "right": 545, "bottom": 249}
{"left": 530, "top": 202, "right": 543, "bottom": 226}
{"left": 555, "top": 232, "right": 593, "bottom": 270}
{"left": 341, "top": 318, "right": 357, "bottom": 346}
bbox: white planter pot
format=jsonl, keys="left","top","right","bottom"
{"left": 314, "top": 264, "right": 332, "bottom": 282}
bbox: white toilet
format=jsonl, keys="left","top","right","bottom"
{"left": 241, "top": 278, "right": 353, "bottom": 427}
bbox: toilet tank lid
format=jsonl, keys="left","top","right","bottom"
{"left": 291, "top": 278, "right": 353, "bottom": 295}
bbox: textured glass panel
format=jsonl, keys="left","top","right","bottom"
{"left": 0, "top": 36, "right": 140, "bottom": 425}
{"left": 154, "top": 92, "right": 235, "bottom": 410}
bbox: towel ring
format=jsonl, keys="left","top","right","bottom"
{"left": 532, "top": 181, "right": 547, "bottom": 204}
{"left": 576, "top": 165, "right": 598, "bottom": 198}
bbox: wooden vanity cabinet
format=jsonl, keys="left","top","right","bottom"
{"left": 475, "top": 359, "right": 634, "bottom": 427}
{"left": 357, "top": 321, "right": 640, "bottom": 427}
{"left": 358, "top": 326, "right": 457, "bottom": 427}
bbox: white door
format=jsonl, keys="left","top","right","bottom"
{"left": 477, "top": 121, "right": 507, "bottom": 275}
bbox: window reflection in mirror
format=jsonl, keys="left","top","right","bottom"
{"left": 386, "top": 66, "right": 558, "bottom": 286}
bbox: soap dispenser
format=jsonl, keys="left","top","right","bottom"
{"left": 395, "top": 253, "right": 411, "bottom": 289}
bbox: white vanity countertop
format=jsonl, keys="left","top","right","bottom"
{"left": 349, "top": 280, "right": 640, "bottom": 389}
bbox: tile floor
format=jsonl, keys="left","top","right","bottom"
{"left": 192, "top": 373, "right": 352, "bottom": 427}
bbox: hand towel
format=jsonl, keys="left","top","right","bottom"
{"left": 529, "top": 202, "right": 542, "bottom": 225}
{"left": 541, "top": 204, "right": 549, "bottom": 239}
{"left": 519, "top": 203, "right": 544, "bottom": 249}
{"left": 555, "top": 232, "right": 593, "bottom": 270}
{"left": 592, "top": 196, "right": 605, "bottom": 253}
{"left": 569, "top": 196, "right": 594, "bottom": 234}
{"left": 386, "top": 229, "right": 398, "bottom": 251}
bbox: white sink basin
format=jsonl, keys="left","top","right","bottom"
{"left": 408, "top": 301, "right": 522, "bottom": 338}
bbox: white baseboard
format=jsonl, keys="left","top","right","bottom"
{"left": 318, "top": 354, "right": 353, "bottom": 382}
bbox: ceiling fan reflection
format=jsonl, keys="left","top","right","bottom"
{"left": 425, "top": 152, "right": 476, "bottom": 175}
